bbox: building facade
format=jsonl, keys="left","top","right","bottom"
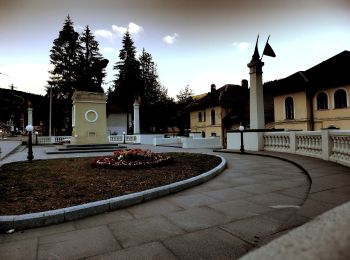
{"left": 267, "top": 51, "right": 350, "bottom": 131}
{"left": 187, "top": 82, "right": 249, "bottom": 147}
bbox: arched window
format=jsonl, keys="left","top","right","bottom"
{"left": 334, "top": 89, "right": 347, "bottom": 108}
{"left": 317, "top": 92, "right": 328, "bottom": 110}
{"left": 198, "top": 112, "right": 202, "bottom": 122}
{"left": 285, "top": 97, "right": 294, "bottom": 120}
{"left": 211, "top": 109, "right": 216, "bottom": 125}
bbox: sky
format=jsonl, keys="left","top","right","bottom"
{"left": 0, "top": 0, "right": 349, "bottom": 99}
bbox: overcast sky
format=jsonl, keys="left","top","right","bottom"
{"left": 0, "top": 0, "right": 349, "bottom": 98}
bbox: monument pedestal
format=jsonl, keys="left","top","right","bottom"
{"left": 71, "top": 91, "right": 108, "bottom": 144}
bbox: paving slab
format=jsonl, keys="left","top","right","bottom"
{"left": 108, "top": 216, "right": 185, "bottom": 248}
{"left": 0, "top": 238, "right": 37, "bottom": 260}
{"left": 296, "top": 198, "right": 337, "bottom": 219}
{"left": 1, "top": 222, "right": 76, "bottom": 243}
{"left": 164, "top": 227, "right": 252, "bottom": 259}
{"left": 274, "top": 185, "right": 310, "bottom": 199}
{"left": 166, "top": 193, "right": 221, "bottom": 209}
{"left": 246, "top": 192, "right": 303, "bottom": 207}
{"left": 164, "top": 206, "right": 229, "bottom": 232}
{"left": 73, "top": 209, "right": 134, "bottom": 229}
{"left": 208, "top": 199, "right": 274, "bottom": 221}
{"left": 220, "top": 215, "right": 284, "bottom": 245}
{"left": 126, "top": 198, "right": 184, "bottom": 218}
{"left": 38, "top": 226, "right": 120, "bottom": 259}
{"left": 202, "top": 187, "right": 255, "bottom": 202}
{"left": 309, "top": 188, "right": 350, "bottom": 205}
{"left": 87, "top": 241, "right": 178, "bottom": 260}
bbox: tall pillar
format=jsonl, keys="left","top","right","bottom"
{"left": 133, "top": 100, "right": 140, "bottom": 134}
{"left": 247, "top": 48, "right": 265, "bottom": 129}
{"left": 28, "top": 107, "right": 33, "bottom": 126}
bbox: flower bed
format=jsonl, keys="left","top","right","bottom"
{"left": 92, "top": 149, "right": 173, "bottom": 168}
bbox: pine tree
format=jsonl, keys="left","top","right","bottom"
{"left": 48, "top": 15, "right": 80, "bottom": 99}
{"left": 110, "top": 31, "right": 141, "bottom": 133}
{"left": 113, "top": 31, "right": 141, "bottom": 105}
{"left": 77, "top": 25, "right": 106, "bottom": 93}
{"left": 47, "top": 15, "right": 81, "bottom": 133}
{"left": 139, "top": 48, "right": 165, "bottom": 104}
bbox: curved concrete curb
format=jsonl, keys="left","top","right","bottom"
{"left": 0, "top": 155, "right": 226, "bottom": 232}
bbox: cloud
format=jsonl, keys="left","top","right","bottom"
{"left": 233, "top": 42, "right": 250, "bottom": 51}
{"left": 112, "top": 22, "right": 143, "bottom": 36}
{"left": 94, "top": 30, "right": 114, "bottom": 41}
{"left": 74, "top": 25, "right": 85, "bottom": 32}
{"left": 163, "top": 33, "right": 179, "bottom": 44}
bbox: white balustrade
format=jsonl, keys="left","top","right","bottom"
{"left": 109, "top": 135, "right": 124, "bottom": 143}
{"left": 264, "top": 132, "right": 290, "bottom": 152}
{"left": 263, "top": 130, "right": 350, "bottom": 167}
{"left": 329, "top": 131, "right": 350, "bottom": 167}
{"left": 37, "top": 136, "right": 71, "bottom": 144}
{"left": 296, "top": 132, "right": 322, "bottom": 158}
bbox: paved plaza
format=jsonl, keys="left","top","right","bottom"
{"left": 0, "top": 140, "right": 350, "bottom": 259}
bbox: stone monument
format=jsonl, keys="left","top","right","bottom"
{"left": 71, "top": 91, "right": 108, "bottom": 144}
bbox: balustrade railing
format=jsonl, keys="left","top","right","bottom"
{"left": 329, "top": 131, "right": 350, "bottom": 166}
{"left": 263, "top": 130, "right": 350, "bottom": 167}
{"left": 36, "top": 135, "right": 139, "bottom": 145}
{"left": 37, "top": 136, "right": 71, "bottom": 144}
{"left": 264, "top": 132, "right": 290, "bottom": 152}
{"left": 296, "top": 132, "right": 322, "bottom": 158}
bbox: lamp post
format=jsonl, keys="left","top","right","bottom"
{"left": 239, "top": 125, "right": 245, "bottom": 154}
{"left": 123, "top": 131, "right": 126, "bottom": 144}
{"left": 25, "top": 125, "right": 34, "bottom": 162}
{"left": 0, "top": 129, "right": 3, "bottom": 139}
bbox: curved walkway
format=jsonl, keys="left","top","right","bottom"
{"left": 0, "top": 144, "right": 349, "bottom": 259}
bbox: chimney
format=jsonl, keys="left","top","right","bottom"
{"left": 210, "top": 84, "right": 216, "bottom": 93}
{"left": 241, "top": 79, "right": 248, "bottom": 88}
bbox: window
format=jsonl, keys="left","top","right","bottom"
{"left": 285, "top": 97, "right": 294, "bottom": 120}
{"left": 334, "top": 89, "right": 347, "bottom": 108}
{"left": 317, "top": 92, "right": 328, "bottom": 110}
{"left": 211, "top": 109, "right": 216, "bottom": 125}
{"left": 198, "top": 112, "right": 202, "bottom": 122}
{"left": 203, "top": 111, "right": 206, "bottom": 122}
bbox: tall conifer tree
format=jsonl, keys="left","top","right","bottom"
{"left": 77, "top": 25, "right": 106, "bottom": 93}
{"left": 47, "top": 15, "right": 80, "bottom": 133}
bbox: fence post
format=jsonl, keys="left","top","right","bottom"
{"left": 321, "top": 129, "right": 331, "bottom": 161}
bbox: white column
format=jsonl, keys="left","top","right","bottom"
{"left": 133, "top": 101, "right": 140, "bottom": 134}
{"left": 247, "top": 59, "right": 265, "bottom": 129}
{"left": 28, "top": 107, "right": 33, "bottom": 126}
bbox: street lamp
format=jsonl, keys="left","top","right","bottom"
{"left": 25, "top": 125, "right": 34, "bottom": 162}
{"left": 123, "top": 131, "right": 126, "bottom": 144}
{"left": 239, "top": 125, "right": 245, "bottom": 154}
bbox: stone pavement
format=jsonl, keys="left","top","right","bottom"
{"left": 0, "top": 144, "right": 349, "bottom": 259}
{"left": 0, "top": 139, "right": 22, "bottom": 162}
